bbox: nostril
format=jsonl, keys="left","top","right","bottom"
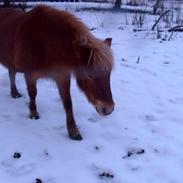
{"left": 102, "top": 107, "right": 113, "bottom": 115}
{"left": 102, "top": 107, "right": 107, "bottom": 115}
{"left": 96, "top": 103, "right": 114, "bottom": 116}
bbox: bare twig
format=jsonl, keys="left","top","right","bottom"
{"left": 90, "top": 28, "right": 97, "bottom": 31}
{"left": 136, "top": 56, "right": 140, "bottom": 64}
{"left": 168, "top": 32, "right": 174, "bottom": 41}
{"left": 133, "top": 28, "right": 148, "bottom": 32}
{"left": 152, "top": 10, "right": 171, "bottom": 31}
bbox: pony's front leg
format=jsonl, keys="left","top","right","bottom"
{"left": 8, "top": 69, "right": 22, "bottom": 98}
{"left": 55, "top": 74, "right": 82, "bottom": 140}
{"left": 24, "top": 73, "right": 40, "bottom": 119}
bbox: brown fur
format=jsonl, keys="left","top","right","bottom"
{"left": 0, "top": 5, "right": 114, "bottom": 140}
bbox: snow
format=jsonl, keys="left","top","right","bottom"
{"left": 1, "top": 4, "right": 183, "bottom": 183}
{"left": 26, "top": 1, "right": 113, "bottom": 11}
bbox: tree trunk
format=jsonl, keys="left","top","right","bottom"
{"left": 153, "top": 0, "right": 161, "bottom": 15}
{"left": 114, "top": 0, "right": 122, "bottom": 9}
{"left": 3, "top": 0, "right": 11, "bottom": 7}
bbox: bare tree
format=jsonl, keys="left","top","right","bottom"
{"left": 1, "top": 0, "right": 26, "bottom": 11}
{"left": 114, "top": 0, "right": 122, "bottom": 9}
{"left": 127, "top": 0, "right": 138, "bottom": 6}
{"left": 3, "top": 0, "right": 11, "bottom": 7}
{"left": 153, "top": 0, "right": 164, "bottom": 15}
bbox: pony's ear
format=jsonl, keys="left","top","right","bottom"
{"left": 103, "top": 37, "right": 112, "bottom": 47}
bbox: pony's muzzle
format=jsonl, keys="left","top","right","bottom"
{"left": 96, "top": 101, "right": 114, "bottom": 116}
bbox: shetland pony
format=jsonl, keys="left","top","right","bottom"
{"left": 0, "top": 5, "right": 114, "bottom": 140}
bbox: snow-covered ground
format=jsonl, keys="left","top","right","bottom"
{"left": 0, "top": 4, "right": 183, "bottom": 183}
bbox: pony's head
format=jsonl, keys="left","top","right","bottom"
{"left": 74, "top": 37, "right": 114, "bottom": 116}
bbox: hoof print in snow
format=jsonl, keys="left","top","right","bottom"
{"left": 44, "top": 151, "right": 49, "bottom": 156}
{"left": 95, "top": 146, "right": 100, "bottom": 151}
{"left": 144, "top": 114, "right": 157, "bottom": 122}
{"left": 43, "top": 149, "right": 49, "bottom": 156}
{"left": 122, "top": 148, "right": 145, "bottom": 159}
{"left": 88, "top": 118, "right": 97, "bottom": 123}
{"left": 13, "top": 152, "right": 21, "bottom": 159}
{"left": 154, "top": 149, "right": 159, "bottom": 153}
{"left": 118, "top": 26, "right": 124, "bottom": 30}
{"left": 99, "top": 172, "right": 114, "bottom": 179}
{"left": 163, "top": 61, "right": 170, "bottom": 65}
{"left": 35, "top": 178, "right": 42, "bottom": 183}
{"left": 121, "top": 58, "right": 127, "bottom": 62}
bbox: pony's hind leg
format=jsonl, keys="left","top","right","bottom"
{"left": 24, "top": 73, "right": 40, "bottom": 119}
{"left": 9, "top": 69, "right": 22, "bottom": 98}
{"left": 55, "top": 74, "right": 82, "bottom": 140}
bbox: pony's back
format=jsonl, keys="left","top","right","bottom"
{"left": 14, "top": 6, "right": 113, "bottom": 73}
{"left": 14, "top": 5, "right": 93, "bottom": 71}
{"left": 0, "top": 8, "right": 24, "bottom": 69}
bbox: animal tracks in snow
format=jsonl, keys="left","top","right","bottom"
{"left": 1, "top": 159, "right": 36, "bottom": 177}
{"left": 143, "top": 114, "right": 158, "bottom": 122}
{"left": 168, "top": 98, "right": 183, "bottom": 105}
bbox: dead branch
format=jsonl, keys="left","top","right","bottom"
{"left": 133, "top": 28, "right": 148, "bottom": 32}
{"left": 152, "top": 10, "right": 171, "bottom": 31}
{"left": 168, "top": 25, "right": 183, "bottom": 32}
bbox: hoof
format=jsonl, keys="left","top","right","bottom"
{"left": 30, "top": 112, "right": 40, "bottom": 120}
{"left": 30, "top": 115, "right": 40, "bottom": 120}
{"left": 69, "top": 133, "right": 83, "bottom": 141}
{"left": 11, "top": 93, "right": 22, "bottom": 99}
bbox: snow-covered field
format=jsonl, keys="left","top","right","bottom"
{"left": 0, "top": 4, "right": 183, "bottom": 183}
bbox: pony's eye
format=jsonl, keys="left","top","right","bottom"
{"left": 87, "top": 75, "right": 94, "bottom": 80}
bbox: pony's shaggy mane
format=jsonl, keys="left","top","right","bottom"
{"left": 75, "top": 34, "right": 114, "bottom": 72}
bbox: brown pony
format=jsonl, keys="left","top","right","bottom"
{"left": 0, "top": 5, "right": 114, "bottom": 140}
